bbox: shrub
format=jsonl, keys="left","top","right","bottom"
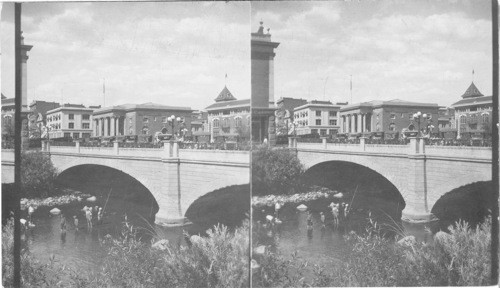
{"left": 252, "top": 146, "right": 304, "bottom": 196}
{"left": 21, "top": 151, "right": 58, "bottom": 198}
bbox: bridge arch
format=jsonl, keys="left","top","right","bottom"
{"left": 184, "top": 184, "right": 249, "bottom": 231}
{"left": 303, "top": 160, "right": 406, "bottom": 216}
{"left": 56, "top": 164, "right": 159, "bottom": 222}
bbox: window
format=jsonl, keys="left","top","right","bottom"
{"left": 315, "top": 111, "right": 321, "bottom": 117}
{"left": 64, "top": 133, "right": 71, "bottom": 138}
{"left": 143, "top": 117, "right": 149, "bottom": 123}
{"left": 82, "top": 133, "right": 90, "bottom": 139}
{"left": 69, "top": 114, "right": 74, "bottom": 120}
{"left": 222, "top": 118, "right": 230, "bottom": 127}
{"left": 82, "top": 114, "right": 90, "bottom": 120}
{"left": 73, "top": 133, "right": 80, "bottom": 139}
{"left": 469, "top": 124, "right": 477, "bottom": 130}
{"left": 329, "top": 129, "right": 336, "bottom": 135}
{"left": 329, "top": 111, "right": 337, "bottom": 117}
{"left": 482, "top": 113, "right": 489, "bottom": 123}
{"left": 69, "top": 123, "right": 74, "bottom": 129}
{"left": 389, "top": 123, "right": 396, "bottom": 131}
{"left": 316, "top": 119, "right": 321, "bottom": 125}
{"left": 235, "top": 117, "right": 242, "bottom": 127}
{"left": 460, "top": 115, "right": 466, "bottom": 124}
{"left": 329, "top": 120, "right": 337, "bottom": 126}
{"left": 320, "top": 129, "right": 327, "bottom": 136}
{"left": 311, "top": 129, "right": 318, "bottom": 134}
{"left": 213, "top": 119, "right": 220, "bottom": 128}
{"left": 82, "top": 123, "right": 90, "bottom": 129}
{"left": 390, "top": 113, "right": 396, "bottom": 119}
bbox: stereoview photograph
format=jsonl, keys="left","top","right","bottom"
{"left": 250, "top": 0, "right": 496, "bottom": 287}
{"left": 1, "top": 2, "right": 250, "bottom": 287}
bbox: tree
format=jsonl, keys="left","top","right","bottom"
{"left": 21, "top": 151, "right": 58, "bottom": 198}
{"left": 252, "top": 146, "right": 304, "bottom": 196}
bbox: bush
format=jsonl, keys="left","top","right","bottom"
{"left": 252, "top": 146, "right": 304, "bottom": 196}
{"left": 21, "top": 151, "right": 58, "bottom": 198}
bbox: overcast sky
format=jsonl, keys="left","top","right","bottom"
{"left": 1, "top": 2, "right": 250, "bottom": 110}
{"left": 252, "top": 0, "right": 492, "bottom": 107}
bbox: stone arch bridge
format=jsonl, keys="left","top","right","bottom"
{"left": 289, "top": 138, "right": 492, "bottom": 222}
{"left": 2, "top": 142, "right": 249, "bottom": 225}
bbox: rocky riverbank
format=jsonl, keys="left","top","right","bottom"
{"left": 20, "top": 189, "right": 92, "bottom": 211}
{"left": 252, "top": 186, "right": 344, "bottom": 208}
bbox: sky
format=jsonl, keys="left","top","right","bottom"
{"left": 252, "top": 0, "right": 493, "bottom": 107}
{"left": 1, "top": 2, "right": 250, "bottom": 110}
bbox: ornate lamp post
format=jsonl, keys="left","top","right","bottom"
{"left": 167, "top": 115, "right": 184, "bottom": 139}
{"left": 412, "top": 111, "right": 430, "bottom": 137}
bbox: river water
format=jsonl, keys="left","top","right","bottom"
{"left": 253, "top": 194, "right": 438, "bottom": 267}
{"left": 23, "top": 197, "right": 194, "bottom": 272}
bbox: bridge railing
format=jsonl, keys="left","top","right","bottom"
{"left": 291, "top": 137, "right": 491, "bottom": 159}
{"left": 40, "top": 140, "right": 249, "bottom": 163}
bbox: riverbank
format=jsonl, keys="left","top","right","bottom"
{"left": 20, "top": 189, "right": 92, "bottom": 211}
{"left": 252, "top": 186, "right": 344, "bottom": 208}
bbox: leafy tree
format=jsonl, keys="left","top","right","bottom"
{"left": 21, "top": 151, "right": 58, "bottom": 198}
{"left": 252, "top": 146, "right": 304, "bottom": 196}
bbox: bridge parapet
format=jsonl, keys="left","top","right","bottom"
{"left": 295, "top": 137, "right": 491, "bottom": 160}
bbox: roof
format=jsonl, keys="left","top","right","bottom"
{"left": 341, "top": 99, "right": 438, "bottom": 112}
{"left": 94, "top": 102, "right": 192, "bottom": 114}
{"left": 214, "top": 86, "right": 237, "bottom": 102}
{"left": 451, "top": 95, "right": 492, "bottom": 107}
{"left": 205, "top": 99, "right": 250, "bottom": 110}
{"left": 461, "top": 82, "right": 484, "bottom": 99}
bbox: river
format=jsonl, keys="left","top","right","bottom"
{"left": 22, "top": 196, "right": 198, "bottom": 272}
{"left": 253, "top": 193, "right": 439, "bottom": 267}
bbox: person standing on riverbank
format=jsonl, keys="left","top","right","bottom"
{"left": 97, "top": 207, "right": 103, "bottom": 225}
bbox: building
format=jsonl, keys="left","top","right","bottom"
{"left": 275, "top": 97, "right": 308, "bottom": 135}
{"left": 251, "top": 21, "right": 280, "bottom": 144}
{"left": 451, "top": 81, "right": 492, "bottom": 139}
{"left": 46, "top": 104, "right": 95, "bottom": 139}
{"left": 339, "top": 99, "right": 439, "bottom": 138}
{"left": 92, "top": 102, "right": 193, "bottom": 142}
{"left": 28, "top": 100, "right": 60, "bottom": 138}
{"left": 293, "top": 100, "right": 342, "bottom": 136}
{"left": 190, "top": 110, "right": 209, "bottom": 134}
{"left": 205, "top": 86, "right": 250, "bottom": 142}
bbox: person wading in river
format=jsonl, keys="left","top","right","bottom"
{"left": 73, "top": 215, "right": 79, "bottom": 232}
{"left": 307, "top": 211, "right": 314, "bottom": 238}
{"left": 85, "top": 207, "right": 93, "bottom": 230}
{"left": 28, "top": 205, "right": 35, "bottom": 223}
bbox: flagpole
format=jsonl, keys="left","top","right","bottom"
{"left": 103, "top": 78, "right": 106, "bottom": 107}
{"left": 350, "top": 75, "right": 353, "bottom": 104}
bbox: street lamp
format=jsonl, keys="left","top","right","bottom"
{"left": 167, "top": 115, "right": 183, "bottom": 139}
{"left": 412, "top": 111, "right": 430, "bottom": 137}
